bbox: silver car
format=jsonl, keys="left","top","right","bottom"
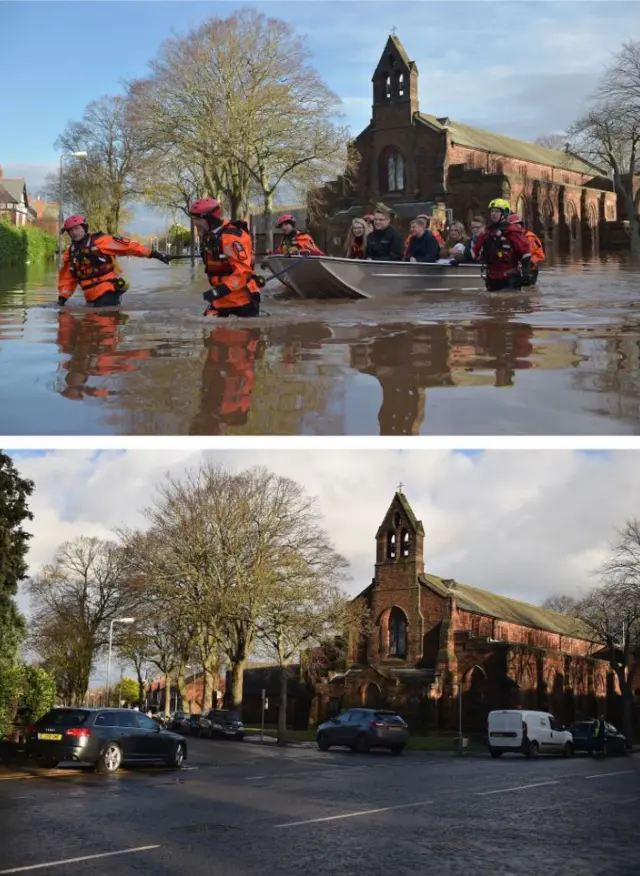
{"left": 317, "top": 708, "right": 408, "bottom": 754}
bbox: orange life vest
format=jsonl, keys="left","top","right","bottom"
{"left": 200, "top": 221, "right": 260, "bottom": 311}
{"left": 68, "top": 233, "right": 120, "bottom": 297}
{"left": 274, "top": 230, "right": 323, "bottom": 256}
{"left": 525, "top": 231, "right": 545, "bottom": 265}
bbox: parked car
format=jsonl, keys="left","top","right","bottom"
{"left": 488, "top": 709, "right": 574, "bottom": 758}
{"left": 200, "top": 709, "right": 245, "bottom": 740}
{"left": 26, "top": 707, "right": 187, "bottom": 774}
{"left": 169, "top": 711, "right": 191, "bottom": 733}
{"left": 568, "top": 720, "right": 627, "bottom": 755}
{"left": 317, "top": 708, "right": 408, "bottom": 754}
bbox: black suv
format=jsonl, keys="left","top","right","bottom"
{"left": 200, "top": 709, "right": 245, "bottom": 740}
{"left": 27, "top": 707, "right": 188, "bottom": 774}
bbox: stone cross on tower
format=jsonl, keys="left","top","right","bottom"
{"left": 397, "top": 481, "right": 404, "bottom": 493}
{"left": 391, "top": 26, "right": 397, "bottom": 35}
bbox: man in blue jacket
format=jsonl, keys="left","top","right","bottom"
{"left": 404, "top": 218, "right": 440, "bottom": 262}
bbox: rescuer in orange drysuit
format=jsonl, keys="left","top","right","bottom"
{"left": 55, "top": 309, "right": 152, "bottom": 400}
{"left": 57, "top": 214, "right": 171, "bottom": 308}
{"left": 189, "top": 198, "right": 261, "bottom": 318}
{"left": 271, "top": 213, "right": 324, "bottom": 256}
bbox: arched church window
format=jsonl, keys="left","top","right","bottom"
{"left": 385, "top": 75, "right": 392, "bottom": 100}
{"left": 386, "top": 531, "right": 396, "bottom": 559}
{"left": 401, "top": 529, "right": 410, "bottom": 557}
{"left": 397, "top": 72, "right": 405, "bottom": 97}
{"left": 389, "top": 607, "right": 407, "bottom": 658}
{"left": 380, "top": 147, "right": 405, "bottom": 193}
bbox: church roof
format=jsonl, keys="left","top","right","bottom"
{"left": 420, "top": 574, "right": 595, "bottom": 641}
{"left": 417, "top": 114, "right": 604, "bottom": 177}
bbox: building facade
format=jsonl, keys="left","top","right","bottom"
{"left": 313, "top": 490, "right": 613, "bottom": 733}
{"left": 313, "top": 36, "right": 619, "bottom": 255}
{"left": 0, "top": 168, "right": 32, "bottom": 226}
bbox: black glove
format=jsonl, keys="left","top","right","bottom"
{"left": 203, "top": 285, "right": 231, "bottom": 303}
{"left": 252, "top": 274, "right": 266, "bottom": 289}
{"left": 57, "top": 296, "right": 66, "bottom": 307}
{"left": 520, "top": 255, "right": 533, "bottom": 285}
{"left": 150, "top": 249, "right": 171, "bottom": 264}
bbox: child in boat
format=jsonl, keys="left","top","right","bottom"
{"left": 345, "top": 218, "right": 368, "bottom": 259}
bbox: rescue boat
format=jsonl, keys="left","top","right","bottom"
{"left": 262, "top": 255, "right": 484, "bottom": 300}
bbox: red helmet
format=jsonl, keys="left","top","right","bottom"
{"left": 364, "top": 214, "right": 374, "bottom": 222}
{"left": 62, "top": 213, "right": 88, "bottom": 233}
{"left": 508, "top": 213, "right": 524, "bottom": 226}
{"left": 276, "top": 213, "right": 295, "bottom": 227}
{"left": 189, "top": 198, "right": 221, "bottom": 217}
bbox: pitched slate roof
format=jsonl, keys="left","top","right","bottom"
{"left": 420, "top": 574, "right": 595, "bottom": 641}
{"left": 0, "top": 179, "right": 27, "bottom": 204}
{"left": 417, "top": 114, "right": 604, "bottom": 177}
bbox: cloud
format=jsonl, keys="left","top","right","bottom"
{"left": 10, "top": 449, "right": 639, "bottom": 623}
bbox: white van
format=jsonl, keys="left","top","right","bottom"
{"left": 487, "top": 710, "right": 574, "bottom": 758}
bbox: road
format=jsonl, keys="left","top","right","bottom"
{"left": 0, "top": 738, "right": 638, "bottom": 875}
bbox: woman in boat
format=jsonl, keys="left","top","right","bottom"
{"left": 365, "top": 206, "right": 404, "bottom": 261}
{"left": 345, "top": 218, "right": 368, "bottom": 259}
{"left": 440, "top": 221, "right": 469, "bottom": 260}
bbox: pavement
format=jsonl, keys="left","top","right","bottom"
{"left": 0, "top": 737, "right": 638, "bottom": 875}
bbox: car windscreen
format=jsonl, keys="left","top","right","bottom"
{"left": 374, "top": 712, "right": 405, "bottom": 724}
{"left": 39, "top": 709, "right": 90, "bottom": 727}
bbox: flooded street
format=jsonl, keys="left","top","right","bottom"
{"left": 1, "top": 254, "right": 640, "bottom": 435}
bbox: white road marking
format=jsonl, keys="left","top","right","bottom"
{"left": 0, "top": 845, "right": 161, "bottom": 874}
{"left": 246, "top": 765, "right": 370, "bottom": 781}
{"left": 477, "top": 780, "right": 560, "bottom": 796}
{"left": 584, "top": 770, "right": 633, "bottom": 780}
{"left": 275, "top": 799, "right": 433, "bottom": 828}
{"left": 246, "top": 775, "right": 267, "bottom": 780}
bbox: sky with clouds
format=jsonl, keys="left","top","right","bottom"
{"left": 7, "top": 448, "right": 637, "bottom": 625}
{"left": 0, "top": 0, "right": 632, "bottom": 233}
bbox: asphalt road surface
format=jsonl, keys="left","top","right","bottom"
{"left": 0, "top": 738, "right": 638, "bottom": 875}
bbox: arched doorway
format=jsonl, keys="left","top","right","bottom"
{"left": 464, "top": 666, "right": 488, "bottom": 731}
{"left": 363, "top": 682, "right": 384, "bottom": 709}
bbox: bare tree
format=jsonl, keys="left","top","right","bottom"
{"left": 45, "top": 95, "right": 149, "bottom": 233}
{"left": 535, "top": 134, "right": 569, "bottom": 151}
{"left": 117, "top": 626, "right": 153, "bottom": 707}
{"left": 29, "top": 537, "right": 139, "bottom": 704}
{"left": 542, "top": 594, "right": 579, "bottom": 615}
{"left": 126, "top": 9, "right": 348, "bottom": 234}
{"left": 567, "top": 40, "right": 640, "bottom": 259}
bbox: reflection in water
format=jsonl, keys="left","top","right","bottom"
{"left": 189, "top": 325, "right": 265, "bottom": 435}
{"left": 55, "top": 310, "right": 152, "bottom": 400}
{"left": 1, "top": 255, "right": 640, "bottom": 435}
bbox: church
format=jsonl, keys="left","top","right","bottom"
{"left": 312, "top": 35, "right": 619, "bottom": 254}
{"left": 313, "top": 489, "right": 614, "bottom": 733}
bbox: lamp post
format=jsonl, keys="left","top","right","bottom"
{"left": 57, "top": 151, "right": 88, "bottom": 270}
{"left": 106, "top": 617, "right": 135, "bottom": 706}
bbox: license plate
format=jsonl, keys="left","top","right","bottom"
{"left": 389, "top": 726, "right": 403, "bottom": 731}
{"left": 38, "top": 733, "right": 62, "bottom": 741}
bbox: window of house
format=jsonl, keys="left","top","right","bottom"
{"left": 471, "top": 616, "right": 481, "bottom": 636}
{"left": 389, "top": 607, "right": 407, "bottom": 658}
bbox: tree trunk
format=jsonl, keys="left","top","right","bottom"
{"left": 136, "top": 668, "right": 144, "bottom": 708}
{"left": 277, "top": 664, "right": 288, "bottom": 746}
{"left": 262, "top": 188, "right": 274, "bottom": 254}
{"left": 629, "top": 215, "right": 640, "bottom": 263}
{"left": 230, "top": 660, "right": 247, "bottom": 715}
{"left": 164, "top": 674, "right": 171, "bottom": 719}
{"left": 176, "top": 666, "right": 189, "bottom": 711}
{"left": 201, "top": 668, "right": 214, "bottom": 711}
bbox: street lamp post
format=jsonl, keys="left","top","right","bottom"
{"left": 57, "top": 151, "right": 88, "bottom": 270}
{"left": 106, "top": 617, "right": 135, "bottom": 706}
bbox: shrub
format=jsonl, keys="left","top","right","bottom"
{"left": 0, "top": 221, "right": 57, "bottom": 267}
{"left": 0, "top": 662, "right": 56, "bottom": 738}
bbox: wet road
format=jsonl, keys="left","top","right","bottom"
{"left": 1, "top": 255, "right": 640, "bottom": 435}
{"left": 0, "top": 739, "right": 638, "bottom": 875}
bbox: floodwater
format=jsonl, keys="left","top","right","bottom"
{"left": 1, "top": 253, "right": 640, "bottom": 436}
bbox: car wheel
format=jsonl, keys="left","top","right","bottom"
{"left": 355, "top": 734, "right": 370, "bottom": 754}
{"left": 317, "top": 732, "right": 330, "bottom": 752}
{"left": 166, "top": 742, "right": 185, "bottom": 768}
{"left": 525, "top": 741, "right": 539, "bottom": 758}
{"left": 563, "top": 742, "right": 574, "bottom": 758}
{"left": 390, "top": 746, "right": 405, "bottom": 755}
{"left": 236, "top": 734, "right": 244, "bottom": 742}
{"left": 97, "top": 742, "right": 122, "bottom": 774}
{"left": 489, "top": 748, "right": 503, "bottom": 758}
{"left": 34, "top": 756, "right": 59, "bottom": 768}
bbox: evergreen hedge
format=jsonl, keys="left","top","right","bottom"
{"left": 0, "top": 662, "right": 56, "bottom": 738}
{"left": 0, "top": 221, "right": 57, "bottom": 267}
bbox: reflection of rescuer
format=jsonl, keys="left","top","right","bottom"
{"left": 189, "top": 198, "right": 261, "bottom": 318}
{"left": 189, "top": 324, "right": 265, "bottom": 434}
{"left": 472, "top": 199, "right": 533, "bottom": 292}
{"left": 57, "top": 214, "right": 171, "bottom": 307}
{"left": 55, "top": 310, "right": 152, "bottom": 400}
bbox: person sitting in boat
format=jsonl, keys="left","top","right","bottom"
{"left": 345, "top": 218, "right": 368, "bottom": 259}
{"left": 461, "top": 216, "right": 486, "bottom": 262}
{"left": 403, "top": 218, "right": 440, "bottom": 263}
{"left": 273, "top": 214, "right": 324, "bottom": 256}
{"left": 507, "top": 214, "right": 545, "bottom": 285}
{"left": 363, "top": 214, "right": 375, "bottom": 233}
{"left": 472, "top": 198, "right": 533, "bottom": 292}
{"left": 365, "top": 206, "right": 404, "bottom": 261}
{"left": 429, "top": 216, "right": 446, "bottom": 248}
{"left": 440, "top": 221, "right": 469, "bottom": 261}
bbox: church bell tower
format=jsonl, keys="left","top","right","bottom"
{"left": 371, "top": 34, "right": 420, "bottom": 127}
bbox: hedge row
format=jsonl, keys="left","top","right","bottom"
{"left": 0, "top": 221, "right": 58, "bottom": 267}
{"left": 0, "top": 662, "right": 56, "bottom": 738}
